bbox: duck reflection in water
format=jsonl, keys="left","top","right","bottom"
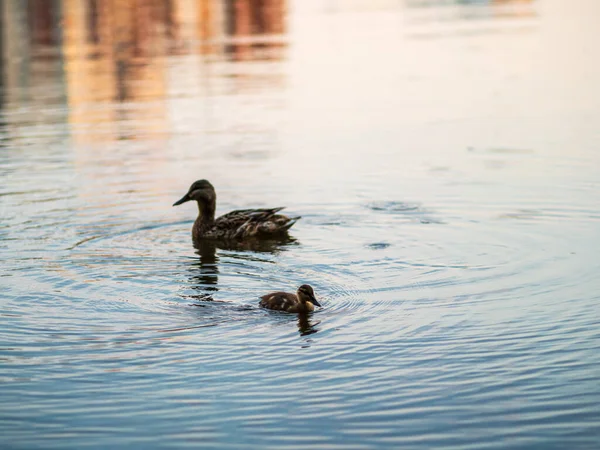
{"left": 185, "top": 236, "right": 298, "bottom": 304}
{"left": 185, "top": 240, "right": 220, "bottom": 303}
{"left": 297, "top": 313, "right": 319, "bottom": 337}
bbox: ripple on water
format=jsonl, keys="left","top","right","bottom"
{"left": 1, "top": 0, "right": 600, "bottom": 446}
{"left": 2, "top": 202, "right": 599, "bottom": 449}
{"left": 3, "top": 142, "right": 600, "bottom": 450}
{"left": 365, "top": 201, "right": 444, "bottom": 224}
{"left": 8, "top": 191, "right": 595, "bottom": 352}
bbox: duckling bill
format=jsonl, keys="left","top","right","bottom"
{"left": 259, "top": 284, "right": 321, "bottom": 313}
{"left": 173, "top": 179, "right": 300, "bottom": 242}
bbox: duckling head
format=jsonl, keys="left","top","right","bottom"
{"left": 297, "top": 284, "right": 321, "bottom": 307}
{"left": 173, "top": 179, "right": 216, "bottom": 208}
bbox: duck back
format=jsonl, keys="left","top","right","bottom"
{"left": 259, "top": 292, "right": 313, "bottom": 313}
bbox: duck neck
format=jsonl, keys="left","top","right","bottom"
{"left": 195, "top": 198, "right": 216, "bottom": 229}
{"left": 299, "top": 297, "right": 314, "bottom": 312}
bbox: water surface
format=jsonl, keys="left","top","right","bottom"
{"left": 1, "top": 0, "right": 600, "bottom": 448}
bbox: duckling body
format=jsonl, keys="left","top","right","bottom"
{"left": 173, "top": 180, "right": 299, "bottom": 242}
{"left": 260, "top": 284, "right": 321, "bottom": 313}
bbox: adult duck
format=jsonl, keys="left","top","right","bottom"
{"left": 173, "top": 179, "right": 300, "bottom": 242}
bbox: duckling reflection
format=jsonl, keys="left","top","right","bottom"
{"left": 259, "top": 285, "right": 322, "bottom": 313}
{"left": 297, "top": 313, "right": 319, "bottom": 336}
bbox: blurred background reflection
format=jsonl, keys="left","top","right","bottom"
{"left": 2, "top": 1, "right": 600, "bottom": 449}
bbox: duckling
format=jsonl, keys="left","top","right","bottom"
{"left": 259, "top": 284, "right": 321, "bottom": 313}
{"left": 173, "top": 179, "right": 300, "bottom": 242}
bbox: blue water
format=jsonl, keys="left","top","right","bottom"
{"left": 1, "top": 0, "right": 600, "bottom": 448}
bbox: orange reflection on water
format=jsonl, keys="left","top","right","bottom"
{"left": 53, "top": 0, "right": 288, "bottom": 143}
{"left": 61, "top": 0, "right": 166, "bottom": 143}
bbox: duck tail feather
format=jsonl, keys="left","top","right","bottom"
{"left": 282, "top": 216, "right": 301, "bottom": 230}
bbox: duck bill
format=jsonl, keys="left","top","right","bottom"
{"left": 309, "top": 295, "right": 321, "bottom": 308}
{"left": 173, "top": 193, "right": 191, "bottom": 206}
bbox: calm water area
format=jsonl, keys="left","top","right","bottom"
{"left": 1, "top": 0, "right": 600, "bottom": 448}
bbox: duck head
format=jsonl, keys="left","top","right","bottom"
{"left": 297, "top": 284, "right": 321, "bottom": 308}
{"left": 173, "top": 179, "right": 216, "bottom": 208}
